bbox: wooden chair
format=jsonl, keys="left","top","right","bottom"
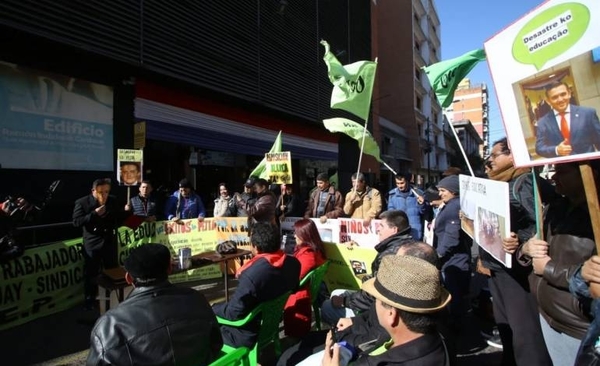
{"left": 298, "top": 261, "right": 330, "bottom": 331}
{"left": 216, "top": 291, "right": 291, "bottom": 366}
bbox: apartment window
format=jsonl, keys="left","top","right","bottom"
{"left": 416, "top": 96, "right": 422, "bottom": 111}
{"left": 414, "top": 40, "right": 420, "bottom": 51}
{"left": 415, "top": 67, "right": 421, "bottom": 81}
{"left": 432, "top": 24, "right": 437, "bottom": 34}
{"left": 431, "top": 47, "right": 437, "bottom": 57}
{"left": 414, "top": 13, "right": 420, "bottom": 26}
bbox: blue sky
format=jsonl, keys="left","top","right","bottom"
{"left": 436, "top": 0, "right": 546, "bottom": 144}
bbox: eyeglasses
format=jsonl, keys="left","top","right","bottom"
{"left": 488, "top": 151, "right": 509, "bottom": 160}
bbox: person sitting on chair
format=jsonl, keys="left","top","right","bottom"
{"left": 213, "top": 222, "right": 301, "bottom": 348}
{"left": 87, "top": 244, "right": 223, "bottom": 366}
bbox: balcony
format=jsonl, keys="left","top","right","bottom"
{"left": 428, "top": 27, "right": 441, "bottom": 48}
{"left": 414, "top": 21, "right": 426, "bottom": 43}
{"left": 415, "top": 78, "right": 427, "bottom": 96}
{"left": 428, "top": 1, "right": 441, "bottom": 25}
{"left": 414, "top": 50, "right": 426, "bottom": 68}
{"left": 429, "top": 48, "right": 440, "bottom": 63}
{"left": 414, "top": 0, "right": 426, "bottom": 17}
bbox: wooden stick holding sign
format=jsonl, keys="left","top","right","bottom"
{"left": 580, "top": 163, "right": 600, "bottom": 297}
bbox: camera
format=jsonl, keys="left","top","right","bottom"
{"left": 0, "top": 180, "right": 61, "bottom": 262}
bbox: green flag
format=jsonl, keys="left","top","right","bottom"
{"left": 249, "top": 131, "right": 282, "bottom": 179}
{"left": 321, "top": 40, "right": 377, "bottom": 121}
{"left": 423, "top": 48, "right": 486, "bottom": 108}
{"left": 323, "top": 118, "right": 381, "bottom": 162}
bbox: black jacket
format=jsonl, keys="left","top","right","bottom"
{"left": 213, "top": 254, "right": 300, "bottom": 348}
{"left": 73, "top": 194, "right": 126, "bottom": 252}
{"left": 87, "top": 281, "right": 223, "bottom": 366}
{"left": 344, "top": 231, "right": 414, "bottom": 312}
{"left": 434, "top": 198, "right": 471, "bottom": 272}
{"left": 479, "top": 172, "right": 536, "bottom": 273}
{"left": 352, "top": 333, "right": 447, "bottom": 366}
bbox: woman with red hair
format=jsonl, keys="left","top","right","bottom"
{"left": 283, "top": 219, "right": 327, "bottom": 337}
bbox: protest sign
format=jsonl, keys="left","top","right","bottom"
{"left": 459, "top": 174, "right": 512, "bottom": 267}
{"left": 323, "top": 243, "right": 377, "bottom": 291}
{"left": 117, "top": 149, "right": 143, "bottom": 186}
{"left": 265, "top": 151, "right": 292, "bottom": 184}
{"left": 485, "top": 0, "right": 600, "bottom": 167}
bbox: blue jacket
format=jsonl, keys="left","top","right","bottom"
{"left": 164, "top": 191, "right": 206, "bottom": 220}
{"left": 387, "top": 188, "right": 428, "bottom": 240}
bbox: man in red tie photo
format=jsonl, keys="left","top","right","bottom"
{"left": 535, "top": 81, "right": 600, "bottom": 158}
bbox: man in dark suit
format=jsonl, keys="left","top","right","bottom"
{"left": 73, "top": 178, "right": 124, "bottom": 309}
{"left": 535, "top": 81, "right": 600, "bottom": 158}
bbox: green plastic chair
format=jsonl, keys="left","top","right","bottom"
{"left": 208, "top": 346, "right": 249, "bottom": 366}
{"left": 298, "top": 261, "right": 330, "bottom": 331}
{"left": 216, "top": 291, "right": 291, "bottom": 366}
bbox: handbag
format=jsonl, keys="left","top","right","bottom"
{"left": 216, "top": 240, "right": 238, "bottom": 255}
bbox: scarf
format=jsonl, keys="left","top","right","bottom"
{"left": 236, "top": 249, "right": 286, "bottom": 278}
{"left": 487, "top": 164, "right": 530, "bottom": 182}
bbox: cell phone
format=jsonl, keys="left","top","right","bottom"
{"left": 331, "top": 327, "right": 338, "bottom": 343}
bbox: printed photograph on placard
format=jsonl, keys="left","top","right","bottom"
{"left": 476, "top": 207, "right": 508, "bottom": 265}
{"left": 459, "top": 174, "right": 512, "bottom": 267}
{"left": 512, "top": 51, "right": 600, "bottom": 163}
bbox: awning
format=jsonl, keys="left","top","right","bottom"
{"left": 134, "top": 98, "right": 338, "bottom": 160}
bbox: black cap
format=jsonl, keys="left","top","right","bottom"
{"left": 179, "top": 178, "right": 192, "bottom": 189}
{"left": 244, "top": 177, "right": 256, "bottom": 188}
{"left": 124, "top": 244, "right": 171, "bottom": 282}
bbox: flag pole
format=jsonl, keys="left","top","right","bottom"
{"left": 354, "top": 121, "right": 369, "bottom": 190}
{"left": 448, "top": 122, "right": 475, "bottom": 176}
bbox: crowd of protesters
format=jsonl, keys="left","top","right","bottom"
{"left": 71, "top": 136, "right": 600, "bottom": 365}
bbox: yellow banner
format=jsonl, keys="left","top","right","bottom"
{"left": 265, "top": 151, "right": 292, "bottom": 184}
{"left": 323, "top": 243, "right": 377, "bottom": 291}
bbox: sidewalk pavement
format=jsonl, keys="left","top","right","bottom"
{"left": 1, "top": 275, "right": 502, "bottom": 366}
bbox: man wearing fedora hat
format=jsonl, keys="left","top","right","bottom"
{"left": 87, "top": 244, "right": 223, "bottom": 366}
{"left": 322, "top": 255, "right": 451, "bottom": 365}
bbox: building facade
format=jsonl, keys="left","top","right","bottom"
{"left": 446, "top": 78, "right": 490, "bottom": 158}
{"left": 0, "top": 0, "right": 372, "bottom": 239}
{"left": 372, "top": 0, "right": 448, "bottom": 190}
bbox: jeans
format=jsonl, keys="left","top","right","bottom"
{"left": 539, "top": 314, "right": 580, "bottom": 366}
{"left": 320, "top": 289, "right": 357, "bottom": 326}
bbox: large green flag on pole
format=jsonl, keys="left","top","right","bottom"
{"left": 249, "top": 131, "right": 282, "bottom": 179}
{"left": 323, "top": 118, "right": 381, "bottom": 162}
{"left": 423, "top": 48, "right": 486, "bottom": 108}
{"left": 321, "top": 40, "right": 377, "bottom": 122}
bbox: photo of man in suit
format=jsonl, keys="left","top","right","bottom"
{"left": 535, "top": 81, "right": 600, "bottom": 158}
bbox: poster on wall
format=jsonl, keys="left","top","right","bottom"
{"left": 485, "top": 0, "right": 600, "bottom": 167}
{"left": 0, "top": 62, "right": 114, "bottom": 170}
{"left": 117, "top": 149, "right": 143, "bottom": 186}
{"left": 459, "top": 175, "right": 512, "bottom": 267}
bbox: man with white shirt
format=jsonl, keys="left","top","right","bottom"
{"left": 535, "top": 81, "right": 600, "bottom": 158}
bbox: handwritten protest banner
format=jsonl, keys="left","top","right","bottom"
{"left": 265, "top": 151, "right": 292, "bottom": 184}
